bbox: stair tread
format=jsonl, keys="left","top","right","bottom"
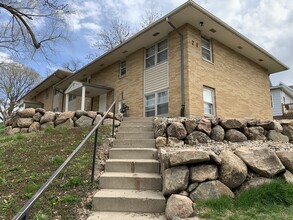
{"left": 88, "top": 212, "right": 166, "bottom": 220}
{"left": 107, "top": 159, "right": 158, "bottom": 162}
{"left": 110, "top": 148, "right": 157, "bottom": 151}
{"left": 94, "top": 189, "right": 164, "bottom": 199}
{"left": 101, "top": 172, "right": 161, "bottom": 178}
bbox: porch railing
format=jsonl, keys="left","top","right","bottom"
{"left": 13, "top": 92, "right": 123, "bottom": 220}
{"left": 282, "top": 103, "right": 293, "bottom": 115}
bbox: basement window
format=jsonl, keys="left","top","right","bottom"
{"left": 201, "top": 37, "right": 213, "bottom": 62}
{"left": 203, "top": 87, "right": 215, "bottom": 116}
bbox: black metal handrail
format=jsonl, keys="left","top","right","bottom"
{"left": 13, "top": 92, "right": 123, "bottom": 220}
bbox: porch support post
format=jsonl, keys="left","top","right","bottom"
{"left": 65, "top": 94, "right": 69, "bottom": 112}
{"left": 81, "top": 86, "right": 86, "bottom": 111}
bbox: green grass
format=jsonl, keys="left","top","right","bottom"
{"left": 0, "top": 125, "right": 111, "bottom": 219}
{"left": 196, "top": 179, "right": 293, "bottom": 220}
{"left": 0, "top": 123, "right": 5, "bottom": 135}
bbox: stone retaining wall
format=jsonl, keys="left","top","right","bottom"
{"left": 4, "top": 108, "right": 122, "bottom": 135}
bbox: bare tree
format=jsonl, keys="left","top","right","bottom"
{"left": 140, "top": 6, "right": 162, "bottom": 29}
{"left": 0, "top": 63, "right": 40, "bottom": 122}
{"left": 62, "top": 57, "right": 84, "bottom": 72}
{"left": 0, "top": 0, "right": 69, "bottom": 58}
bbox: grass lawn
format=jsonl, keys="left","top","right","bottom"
{"left": 0, "top": 125, "right": 111, "bottom": 220}
{"left": 196, "top": 179, "right": 293, "bottom": 220}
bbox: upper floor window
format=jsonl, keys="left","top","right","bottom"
{"left": 120, "top": 60, "right": 126, "bottom": 78}
{"left": 201, "top": 37, "right": 212, "bottom": 62}
{"left": 203, "top": 87, "right": 215, "bottom": 116}
{"left": 145, "top": 39, "right": 168, "bottom": 68}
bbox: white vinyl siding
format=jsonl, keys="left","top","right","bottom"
{"left": 145, "top": 61, "right": 168, "bottom": 94}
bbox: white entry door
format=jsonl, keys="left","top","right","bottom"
{"left": 99, "top": 94, "right": 107, "bottom": 112}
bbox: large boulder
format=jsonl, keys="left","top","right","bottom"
{"left": 167, "top": 122, "right": 187, "bottom": 140}
{"left": 189, "top": 180, "right": 234, "bottom": 201}
{"left": 33, "top": 112, "right": 42, "bottom": 122}
{"left": 196, "top": 118, "right": 212, "bottom": 135}
{"left": 75, "top": 115, "right": 93, "bottom": 127}
{"left": 168, "top": 137, "right": 184, "bottom": 148}
{"left": 235, "top": 147, "right": 285, "bottom": 177}
{"left": 257, "top": 120, "right": 275, "bottom": 130}
{"left": 35, "top": 108, "right": 46, "bottom": 115}
{"left": 219, "top": 151, "right": 247, "bottom": 188}
{"left": 5, "top": 126, "right": 20, "bottom": 135}
{"left": 225, "top": 129, "right": 247, "bottom": 142}
{"left": 185, "top": 131, "right": 211, "bottom": 144}
{"left": 168, "top": 150, "right": 210, "bottom": 166}
{"left": 103, "top": 118, "right": 121, "bottom": 127}
{"left": 163, "top": 166, "right": 189, "bottom": 195}
{"left": 156, "top": 136, "right": 167, "bottom": 148}
{"left": 17, "top": 108, "right": 35, "bottom": 118}
{"left": 17, "top": 118, "right": 34, "bottom": 128}
{"left": 40, "top": 122, "right": 54, "bottom": 130}
{"left": 281, "top": 170, "right": 293, "bottom": 184}
{"left": 93, "top": 114, "right": 103, "bottom": 126}
{"left": 276, "top": 151, "right": 293, "bottom": 173}
{"left": 243, "top": 126, "right": 266, "bottom": 140}
{"left": 28, "top": 122, "right": 40, "bottom": 133}
{"left": 190, "top": 164, "right": 218, "bottom": 183}
{"left": 55, "top": 111, "right": 75, "bottom": 126}
{"left": 266, "top": 130, "right": 289, "bottom": 142}
{"left": 55, "top": 119, "right": 74, "bottom": 129}
{"left": 154, "top": 121, "right": 167, "bottom": 138}
{"left": 282, "top": 125, "right": 293, "bottom": 141}
{"left": 239, "top": 177, "right": 273, "bottom": 192}
{"left": 87, "top": 111, "right": 98, "bottom": 119}
{"left": 221, "top": 118, "right": 247, "bottom": 129}
{"left": 184, "top": 118, "right": 198, "bottom": 134}
{"left": 40, "top": 112, "right": 56, "bottom": 124}
{"left": 210, "top": 125, "right": 225, "bottom": 142}
{"left": 75, "top": 110, "right": 88, "bottom": 118}
{"left": 165, "top": 194, "right": 194, "bottom": 220}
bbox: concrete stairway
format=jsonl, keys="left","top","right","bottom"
{"left": 88, "top": 117, "right": 166, "bottom": 220}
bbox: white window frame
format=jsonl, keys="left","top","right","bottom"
{"left": 203, "top": 86, "right": 215, "bottom": 117}
{"left": 120, "top": 60, "right": 126, "bottom": 78}
{"left": 145, "top": 90, "right": 169, "bottom": 117}
{"left": 145, "top": 39, "right": 168, "bottom": 69}
{"left": 201, "top": 37, "right": 213, "bottom": 62}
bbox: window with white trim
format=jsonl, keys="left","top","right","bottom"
{"left": 203, "top": 87, "right": 215, "bottom": 116}
{"left": 201, "top": 37, "right": 212, "bottom": 62}
{"left": 145, "top": 39, "right": 168, "bottom": 68}
{"left": 145, "top": 90, "right": 168, "bottom": 117}
{"left": 120, "top": 60, "right": 126, "bottom": 78}
{"left": 69, "top": 94, "right": 76, "bottom": 102}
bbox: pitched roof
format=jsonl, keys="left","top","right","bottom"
{"left": 271, "top": 82, "right": 293, "bottom": 99}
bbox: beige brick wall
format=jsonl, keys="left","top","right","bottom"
{"left": 185, "top": 24, "right": 272, "bottom": 119}
{"left": 35, "top": 87, "right": 54, "bottom": 110}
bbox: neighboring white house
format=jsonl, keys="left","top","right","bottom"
{"left": 270, "top": 82, "right": 293, "bottom": 119}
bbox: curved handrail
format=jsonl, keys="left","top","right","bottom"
{"left": 13, "top": 92, "right": 122, "bottom": 220}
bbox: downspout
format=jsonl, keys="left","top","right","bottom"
{"left": 166, "top": 17, "right": 185, "bottom": 117}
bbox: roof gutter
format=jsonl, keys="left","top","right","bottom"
{"left": 166, "top": 17, "right": 185, "bottom": 117}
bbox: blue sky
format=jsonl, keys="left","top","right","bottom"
{"left": 1, "top": 0, "right": 292, "bottom": 86}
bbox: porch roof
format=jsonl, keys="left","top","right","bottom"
{"left": 65, "top": 81, "right": 114, "bottom": 98}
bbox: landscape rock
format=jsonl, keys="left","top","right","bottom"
{"left": 55, "top": 119, "right": 74, "bottom": 128}
{"left": 246, "top": 118, "right": 258, "bottom": 126}
{"left": 239, "top": 177, "right": 273, "bottom": 192}
{"left": 282, "top": 125, "right": 293, "bottom": 141}
{"left": 276, "top": 151, "right": 293, "bottom": 173}
{"left": 16, "top": 118, "right": 34, "bottom": 128}
{"left": 190, "top": 164, "right": 218, "bottom": 182}
{"left": 168, "top": 137, "right": 184, "bottom": 148}
{"left": 165, "top": 194, "right": 194, "bottom": 220}
{"left": 104, "top": 112, "right": 114, "bottom": 118}
{"left": 55, "top": 111, "right": 75, "bottom": 126}
{"left": 156, "top": 136, "right": 167, "bottom": 148}
{"left": 167, "top": 122, "right": 187, "bottom": 140}
{"left": 208, "top": 151, "right": 222, "bottom": 165}
{"left": 185, "top": 131, "right": 211, "bottom": 144}
{"left": 154, "top": 122, "right": 167, "bottom": 138}
{"left": 189, "top": 180, "right": 234, "bottom": 201}
{"left": 40, "top": 112, "right": 55, "bottom": 124}
{"left": 75, "top": 116, "right": 93, "bottom": 127}
{"left": 75, "top": 110, "right": 88, "bottom": 118}
{"left": 169, "top": 150, "right": 210, "bottom": 166}
{"left": 184, "top": 118, "right": 198, "bottom": 134}
{"left": 281, "top": 170, "right": 293, "bottom": 183}
{"left": 225, "top": 129, "right": 247, "bottom": 142}
{"left": 29, "top": 122, "right": 40, "bottom": 133}
{"left": 221, "top": 118, "right": 247, "bottom": 129}
{"left": 163, "top": 166, "right": 189, "bottom": 195}
{"left": 187, "top": 183, "right": 199, "bottom": 193}
{"left": 103, "top": 118, "right": 120, "bottom": 127}
{"left": 35, "top": 108, "right": 46, "bottom": 115}
{"left": 93, "top": 114, "right": 103, "bottom": 126}
{"left": 40, "top": 122, "right": 54, "bottom": 130}
{"left": 179, "top": 191, "right": 189, "bottom": 197}
{"left": 273, "top": 121, "right": 283, "bottom": 132}
{"left": 87, "top": 111, "right": 97, "bottom": 119}
{"left": 266, "top": 130, "right": 289, "bottom": 143}
{"left": 210, "top": 125, "right": 225, "bottom": 142}
{"left": 115, "top": 113, "right": 123, "bottom": 121}
{"left": 243, "top": 126, "right": 266, "bottom": 140}
{"left": 17, "top": 108, "right": 35, "bottom": 118}
{"left": 196, "top": 118, "right": 212, "bottom": 135}
{"left": 33, "top": 112, "right": 42, "bottom": 122}
{"left": 210, "top": 117, "right": 220, "bottom": 126}
{"left": 219, "top": 151, "right": 247, "bottom": 188}
{"left": 235, "top": 147, "right": 285, "bottom": 177}
{"left": 20, "top": 128, "right": 29, "bottom": 133}
{"left": 257, "top": 120, "right": 275, "bottom": 130}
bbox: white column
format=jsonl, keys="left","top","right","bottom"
{"left": 81, "top": 86, "right": 86, "bottom": 111}
{"left": 65, "top": 94, "right": 69, "bottom": 112}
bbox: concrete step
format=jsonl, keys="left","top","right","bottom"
{"left": 109, "top": 148, "right": 158, "bottom": 159}
{"left": 88, "top": 212, "right": 166, "bottom": 220}
{"left": 123, "top": 117, "right": 153, "bottom": 122}
{"left": 92, "top": 189, "right": 165, "bottom": 213}
{"left": 116, "top": 132, "right": 154, "bottom": 139}
{"left": 120, "top": 121, "right": 153, "bottom": 127}
{"left": 99, "top": 172, "right": 162, "bottom": 190}
{"left": 113, "top": 139, "right": 156, "bottom": 148}
{"left": 105, "top": 159, "right": 159, "bottom": 173}
{"left": 119, "top": 126, "right": 153, "bottom": 133}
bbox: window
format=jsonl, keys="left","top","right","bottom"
{"left": 145, "top": 39, "right": 168, "bottom": 68}
{"left": 201, "top": 37, "right": 212, "bottom": 62}
{"left": 69, "top": 94, "right": 76, "bottom": 101}
{"left": 203, "top": 87, "right": 215, "bottom": 116}
{"left": 54, "top": 90, "right": 59, "bottom": 95}
{"left": 120, "top": 60, "right": 126, "bottom": 78}
{"left": 145, "top": 90, "right": 168, "bottom": 117}
{"left": 53, "top": 107, "right": 58, "bottom": 112}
